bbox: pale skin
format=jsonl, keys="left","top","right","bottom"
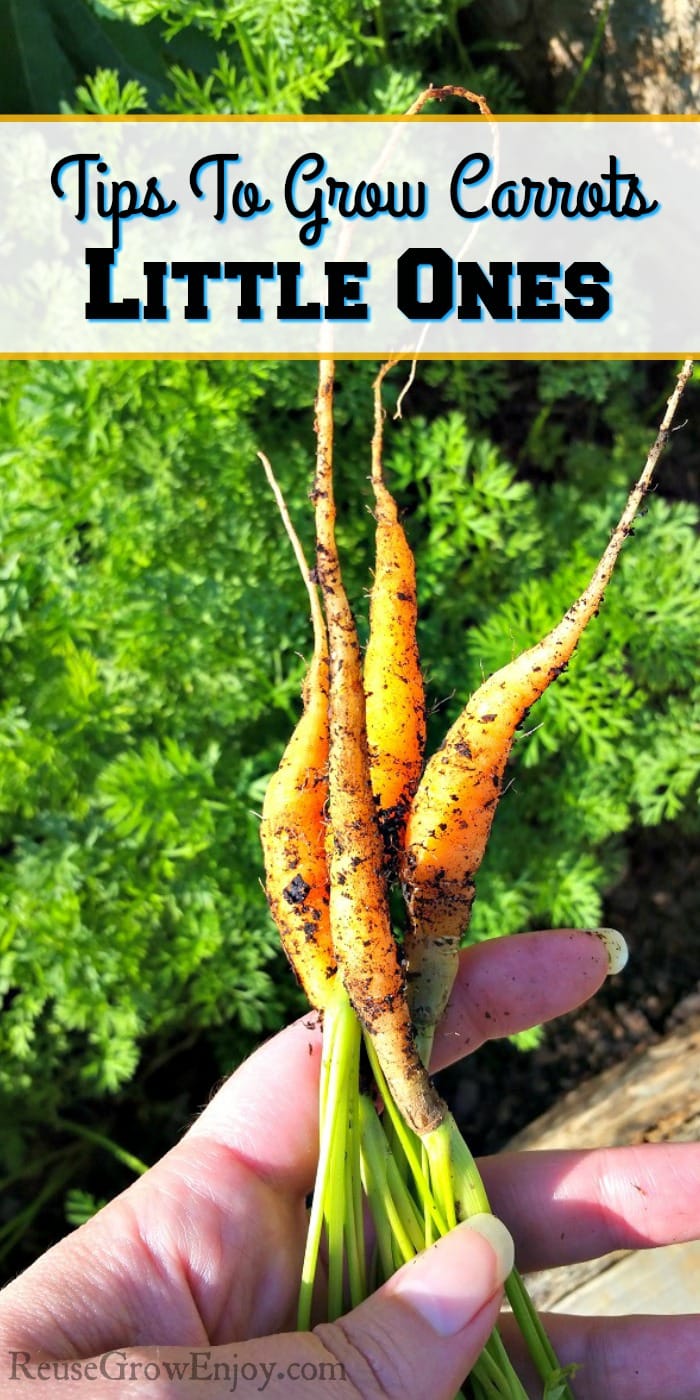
{"left": 1, "top": 930, "right": 699, "bottom": 1399}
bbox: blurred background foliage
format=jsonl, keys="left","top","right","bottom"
{"left": 0, "top": 0, "right": 699, "bottom": 1279}
{"left": 2, "top": 0, "right": 524, "bottom": 116}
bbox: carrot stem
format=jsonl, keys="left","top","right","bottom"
{"left": 505, "top": 1270, "right": 564, "bottom": 1389}
{"left": 359, "top": 1098, "right": 396, "bottom": 1280}
{"left": 385, "top": 1153, "right": 426, "bottom": 1254}
{"left": 298, "top": 981, "right": 360, "bottom": 1327}
{"left": 360, "top": 1097, "right": 530, "bottom": 1399}
{"left": 474, "top": 1341, "right": 529, "bottom": 1400}
{"left": 442, "top": 1116, "right": 576, "bottom": 1399}
{"left": 347, "top": 1075, "right": 367, "bottom": 1306}
{"left": 362, "top": 1032, "right": 448, "bottom": 1235}
{"left": 325, "top": 1088, "right": 348, "bottom": 1320}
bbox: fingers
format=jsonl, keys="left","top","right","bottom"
{"left": 0, "top": 929, "right": 611, "bottom": 1360}
{"left": 4, "top": 1216, "right": 511, "bottom": 1400}
{"left": 13, "top": 1309, "right": 695, "bottom": 1400}
{"left": 431, "top": 928, "right": 610, "bottom": 1072}
{"left": 503, "top": 1312, "right": 700, "bottom": 1400}
{"left": 185, "top": 1012, "right": 325, "bottom": 1198}
{"left": 311, "top": 1215, "right": 512, "bottom": 1400}
{"left": 0, "top": 1017, "right": 329, "bottom": 1358}
{"left": 186, "top": 928, "right": 610, "bottom": 1190}
{"left": 482, "top": 1142, "right": 700, "bottom": 1272}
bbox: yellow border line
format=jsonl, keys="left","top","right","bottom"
{"left": 2, "top": 114, "right": 699, "bottom": 123}
{"left": 0, "top": 353, "right": 695, "bottom": 362}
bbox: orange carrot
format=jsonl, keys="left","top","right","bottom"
{"left": 258, "top": 452, "right": 336, "bottom": 1012}
{"left": 364, "top": 360, "right": 426, "bottom": 864}
{"left": 312, "top": 359, "right": 444, "bottom": 1137}
{"left": 402, "top": 359, "right": 695, "bottom": 1052}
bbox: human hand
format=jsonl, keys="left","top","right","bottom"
{"left": 1, "top": 929, "right": 698, "bottom": 1399}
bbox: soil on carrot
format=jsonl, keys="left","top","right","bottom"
{"left": 438, "top": 823, "right": 700, "bottom": 1156}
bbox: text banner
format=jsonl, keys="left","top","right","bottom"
{"left": 1, "top": 118, "right": 698, "bottom": 355}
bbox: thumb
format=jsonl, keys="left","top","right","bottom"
{"left": 313, "top": 1212, "right": 514, "bottom": 1399}
{"left": 23, "top": 1215, "right": 513, "bottom": 1400}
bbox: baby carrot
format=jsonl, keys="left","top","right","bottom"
{"left": 364, "top": 360, "right": 426, "bottom": 864}
{"left": 312, "top": 359, "right": 444, "bottom": 1137}
{"left": 402, "top": 359, "right": 695, "bottom": 1054}
{"left": 258, "top": 452, "right": 336, "bottom": 1013}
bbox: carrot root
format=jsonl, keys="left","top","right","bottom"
{"left": 403, "top": 357, "right": 695, "bottom": 1041}
{"left": 258, "top": 452, "right": 335, "bottom": 1012}
{"left": 365, "top": 358, "right": 426, "bottom": 863}
{"left": 313, "top": 358, "right": 445, "bottom": 1137}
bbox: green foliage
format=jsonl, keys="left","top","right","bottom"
{"left": 543, "top": 1366, "right": 582, "bottom": 1400}
{"left": 161, "top": 0, "right": 369, "bottom": 114}
{"left": 0, "top": 358, "right": 318, "bottom": 1131}
{"left": 64, "top": 1187, "right": 106, "bottom": 1225}
{"left": 1, "top": 360, "right": 698, "bottom": 1138}
{"left": 10, "top": 0, "right": 527, "bottom": 118}
{"left": 72, "top": 66, "right": 149, "bottom": 112}
{"left": 0, "top": 0, "right": 173, "bottom": 112}
{"left": 1, "top": 357, "right": 698, "bottom": 1277}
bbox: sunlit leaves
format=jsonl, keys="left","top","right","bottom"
{"left": 0, "top": 354, "right": 697, "bottom": 1145}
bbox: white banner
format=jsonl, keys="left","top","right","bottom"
{"left": 0, "top": 118, "right": 698, "bottom": 355}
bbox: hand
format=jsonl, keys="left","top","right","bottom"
{"left": 1, "top": 929, "right": 698, "bottom": 1399}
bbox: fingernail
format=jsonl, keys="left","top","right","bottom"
{"left": 464, "top": 1213, "right": 515, "bottom": 1279}
{"left": 592, "top": 926, "right": 628, "bottom": 974}
{"left": 392, "top": 1214, "right": 513, "bottom": 1336}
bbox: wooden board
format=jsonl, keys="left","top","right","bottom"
{"left": 506, "top": 1017, "right": 700, "bottom": 1315}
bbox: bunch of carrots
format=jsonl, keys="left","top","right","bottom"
{"left": 258, "top": 356, "right": 693, "bottom": 1399}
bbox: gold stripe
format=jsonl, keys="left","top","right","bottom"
{"left": 1, "top": 114, "right": 699, "bottom": 124}
{"left": 0, "top": 352, "right": 694, "bottom": 362}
